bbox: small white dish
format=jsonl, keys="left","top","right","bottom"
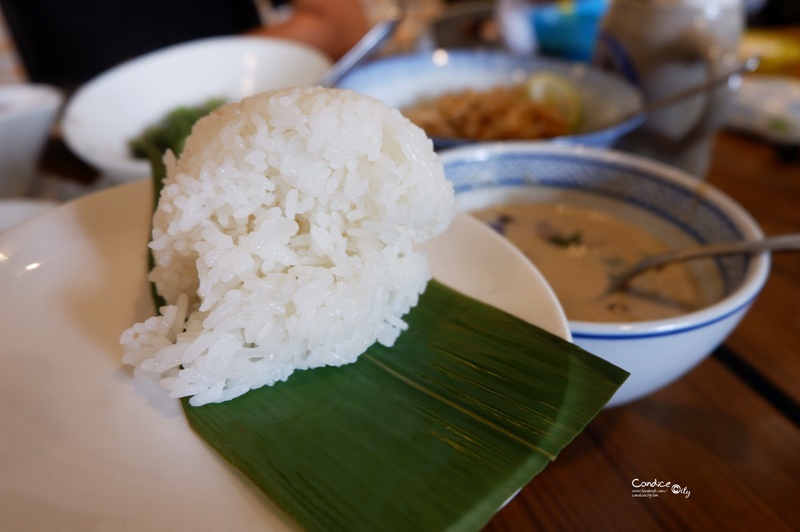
{"left": 0, "top": 84, "right": 63, "bottom": 197}
{"left": 0, "top": 179, "right": 567, "bottom": 530}
{"left": 62, "top": 36, "right": 331, "bottom": 184}
{"left": 0, "top": 198, "right": 58, "bottom": 232}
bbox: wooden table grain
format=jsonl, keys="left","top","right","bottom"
{"left": 487, "top": 356, "right": 800, "bottom": 530}
{"left": 705, "top": 131, "right": 800, "bottom": 408}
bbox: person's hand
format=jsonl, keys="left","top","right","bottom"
{"left": 248, "top": 0, "right": 369, "bottom": 60}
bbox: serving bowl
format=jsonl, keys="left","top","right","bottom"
{"left": 0, "top": 83, "right": 63, "bottom": 197}
{"left": 62, "top": 36, "right": 331, "bottom": 184}
{"left": 333, "top": 49, "right": 644, "bottom": 149}
{"left": 439, "top": 143, "right": 770, "bottom": 407}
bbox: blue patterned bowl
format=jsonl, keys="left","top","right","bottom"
{"left": 334, "top": 50, "right": 644, "bottom": 150}
{"left": 439, "top": 143, "right": 770, "bottom": 407}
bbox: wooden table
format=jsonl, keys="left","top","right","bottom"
{"left": 484, "top": 131, "right": 800, "bottom": 531}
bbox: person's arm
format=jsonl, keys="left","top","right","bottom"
{"left": 248, "top": 0, "right": 369, "bottom": 60}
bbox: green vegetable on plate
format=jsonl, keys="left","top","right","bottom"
{"left": 130, "top": 97, "right": 225, "bottom": 168}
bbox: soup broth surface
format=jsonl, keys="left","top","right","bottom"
{"left": 472, "top": 202, "right": 720, "bottom": 323}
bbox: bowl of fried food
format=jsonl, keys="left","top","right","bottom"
{"left": 333, "top": 49, "right": 644, "bottom": 149}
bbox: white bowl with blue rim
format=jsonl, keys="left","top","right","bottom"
{"left": 439, "top": 143, "right": 770, "bottom": 407}
{"left": 333, "top": 49, "right": 644, "bottom": 150}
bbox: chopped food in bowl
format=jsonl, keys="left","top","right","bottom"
{"left": 401, "top": 71, "right": 583, "bottom": 141}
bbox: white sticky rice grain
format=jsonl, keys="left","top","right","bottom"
{"left": 120, "top": 86, "right": 455, "bottom": 406}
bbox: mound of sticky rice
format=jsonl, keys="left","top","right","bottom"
{"left": 120, "top": 86, "right": 455, "bottom": 406}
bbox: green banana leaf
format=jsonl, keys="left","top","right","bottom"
{"left": 182, "top": 280, "right": 627, "bottom": 531}
{"left": 148, "top": 152, "right": 628, "bottom": 532}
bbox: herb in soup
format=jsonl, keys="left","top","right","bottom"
{"left": 473, "top": 202, "right": 718, "bottom": 323}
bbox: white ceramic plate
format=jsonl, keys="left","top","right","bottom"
{"left": 0, "top": 180, "right": 568, "bottom": 531}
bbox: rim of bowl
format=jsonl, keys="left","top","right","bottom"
{"left": 0, "top": 84, "right": 63, "bottom": 119}
{"left": 62, "top": 35, "right": 330, "bottom": 177}
{"left": 438, "top": 142, "right": 772, "bottom": 339}
{"left": 335, "top": 49, "right": 645, "bottom": 145}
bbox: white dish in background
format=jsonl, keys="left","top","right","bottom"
{"left": 726, "top": 75, "right": 800, "bottom": 144}
{"left": 62, "top": 36, "right": 331, "bottom": 184}
{"left": 0, "top": 84, "right": 63, "bottom": 197}
{"left": 0, "top": 179, "right": 567, "bottom": 531}
{"left": 0, "top": 198, "right": 58, "bottom": 232}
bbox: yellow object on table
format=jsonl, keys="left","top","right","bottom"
{"left": 739, "top": 30, "right": 800, "bottom": 76}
